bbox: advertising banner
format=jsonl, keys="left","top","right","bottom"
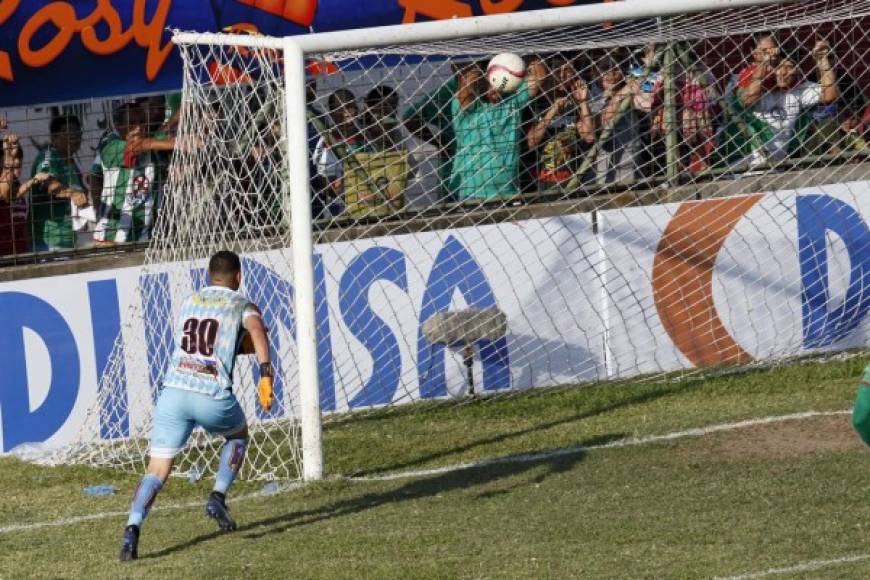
{"left": 600, "top": 184, "right": 870, "bottom": 378}
{"left": 1, "top": 182, "right": 868, "bottom": 453}
{"left": 0, "top": 0, "right": 609, "bottom": 107}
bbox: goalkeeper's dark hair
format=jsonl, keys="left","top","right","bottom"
{"left": 209, "top": 250, "right": 242, "bottom": 278}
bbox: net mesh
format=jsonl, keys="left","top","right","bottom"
{"left": 50, "top": 0, "right": 870, "bottom": 481}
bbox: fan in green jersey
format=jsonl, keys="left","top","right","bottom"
{"left": 28, "top": 115, "right": 87, "bottom": 251}
{"left": 93, "top": 103, "right": 157, "bottom": 244}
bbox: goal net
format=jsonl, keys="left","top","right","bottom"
{"left": 50, "top": 0, "right": 870, "bottom": 481}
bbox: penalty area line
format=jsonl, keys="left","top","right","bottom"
{"left": 0, "top": 409, "right": 851, "bottom": 535}
{"left": 717, "top": 553, "right": 870, "bottom": 579}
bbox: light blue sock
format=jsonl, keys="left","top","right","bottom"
{"left": 126, "top": 474, "right": 163, "bottom": 527}
{"left": 214, "top": 438, "right": 247, "bottom": 495}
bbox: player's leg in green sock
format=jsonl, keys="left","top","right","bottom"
{"left": 852, "top": 383, "right": 870, "bottom": 446}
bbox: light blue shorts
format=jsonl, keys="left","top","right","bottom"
{"left": 150, "top": 387, "right": 247, "bottom": 459}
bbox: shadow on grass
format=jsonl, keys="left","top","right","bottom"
{"left": 141, "top": 432, "right": 621, "bottom": 560}
{"left": 140, "top": 369, "right": 717, "bottom": 560}
{"left": 348, "top": 376, "right": 708, "bottom": 476}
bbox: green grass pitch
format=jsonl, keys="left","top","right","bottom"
{"left": 1, "top": 357, "right": 868, "bottom": 579}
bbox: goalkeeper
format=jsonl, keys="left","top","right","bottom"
{"left": 120, "top": 251, "right": 274, "bottom": 561}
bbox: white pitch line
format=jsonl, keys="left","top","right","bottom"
{"left": 350, "top": 409, "right": 851, "bottom": 482}
{"left": 718, "top": 553, "right": 870, "bottom": 579}
{"left": 0, "top": 409, "right": 851, "bottom": 535}
{"left": 0, "top": 509, "right": 130, "bottom": 534}
{"left": 0, "top": 482, "right": 302, "bottom": 535}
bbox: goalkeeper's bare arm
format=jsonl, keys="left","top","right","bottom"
{"left": 243, "top": 305, "right": 275, "bottom": 412}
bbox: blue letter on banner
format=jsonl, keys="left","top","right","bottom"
{"left": 797, "top": 194, "right": 870, "bottom": 348}
{"left": 242, "top": 259, "right": 292, "bottom": 419}
{"left": 313, "top": 256, "right": 337, "bottom": 411}
{"left": 88, "top": 280, "right": 129, "bottom": 439}
{"left": 141, "top": 273, "right": 174, "bottom": 402}
{"left": 417, "top": 236, "right": 510, "bottom": 398}
{"left": 339, "top": 247, "right": 407, "bottom": 408}
{"left": 242, "top": 257, "right": 337, "bottom": 414}
{"left": 190, "top": 267, "right": 208, "bottom": 291}
{"left": 0, "top": 293, "right": 80, "bottom": 451}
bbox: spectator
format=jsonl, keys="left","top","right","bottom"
{"left": 449, "top": 59, "right": 543, "bottom": 200}
{"left": 0, "top": 131, "right": 20, "bottom": 202}
{"left": 666, "top": 46, "right": 720, "bottom": 174}
{"left": 227, "top": 82, "right": 289, "bottom": 227}
{"left": 621, "top": 45, "right": 672, "bottom": 179}
{"left": 0, "top": 132, "right": 29, "bottom": 256}
{"left": 402, "top": 72, "right": 457, "bottom": 201}
{"left": 523, "top": 54, "right": 594, "bottom": 192}
{"left": 804, "top": 77, "right": 868, "bottom": 156}
{"left": 363, "top": 86, "right": 404, "bottom": 150}
{"left": 617, "top": 44, "right": 716, "bottom": 177}
{"left": 92, "top": 102, "right": 158, "bottom": 244}
{"left": 312, "top": 89, "right": 369, "bottom": 217}
{"left": 158, "top": 92, "right": 183, "bottom": 137}
{"left": 305, "top": 80, "right": 331, "bottom": 220}
{"left": 679, "top": 64, "right": 717, "bottom": 173}
{"left": 806, "top": 98, "right": 839, "bottom": 155}
{"left": 346, "top": 84, "right": 422, "bottom": 215}
{"left": 832, "top": 106, "right": 869, "bottom": 155}
{"left": 729, "top": 40, "right": 839, "bottom": 167}
{"left": 587, "top": 55, "right": 647, "bottom": 185}
{"left": 141, "top": 96, "right": 166, "bottom": 136}
{"left": 730, "top": 33, "right": 782, "bottom": 98}
{"left": 626, "top": 46, "right": 662, "bottom": 179}
{"left": 25, "top": 115, "right": 88, "bottom": 252}
{"left": 134, "top": 96, "right": 177, "bottom": 211}
{"left": 131, "top": 96, "right": 177, "bottom": 152}
{"left": 717, "top": 34, "right": 779, "bottom": 161}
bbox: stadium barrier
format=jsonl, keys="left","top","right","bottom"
{"left": 1, "top": 178, "right": 868, "bottom": 461}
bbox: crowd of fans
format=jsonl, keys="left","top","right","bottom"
{"left": 0, "top": 95, "right": 179, "bottom": 257}
{"left": 1, "top": 32, "right": 868, "bottom": 259}
{"left": 308, "top": 33, "right": 867, "bottom": 218}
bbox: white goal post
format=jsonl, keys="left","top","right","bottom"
{"left": 174, "top": 0, "right": 810, "bottom": 482}
{"left": 48, "top": 0, "right": 870, "bottom": 483}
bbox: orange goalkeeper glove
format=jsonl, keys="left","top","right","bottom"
{"left": 258, "top": 362, "right": 274, "bottom": 412}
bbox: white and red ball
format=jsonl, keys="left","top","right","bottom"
{"left": 487, "top": 53, "right": 526, "bottom": 94}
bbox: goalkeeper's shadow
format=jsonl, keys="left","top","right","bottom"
{"left": 143, "top": 375, "right": 713, "bottom": 558}
{"left": 141, "top": 431, "right": 619, "bottom": 559}
{"left": 240, "top": 431, "right": 621, "bottom": 539}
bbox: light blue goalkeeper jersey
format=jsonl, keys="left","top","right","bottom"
{"left": 162, "top": 286, "right": 256, "bottom": 399}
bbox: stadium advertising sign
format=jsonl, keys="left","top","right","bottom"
{"left": 0, "top": 0, "right": 609, "bottom": 107}
{"left": 0, "top": 186, "right": 868, "bottom": 453}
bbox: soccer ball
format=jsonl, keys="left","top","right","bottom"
{"left": 487, "top": 53, "right": 526, "bottom": 94}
